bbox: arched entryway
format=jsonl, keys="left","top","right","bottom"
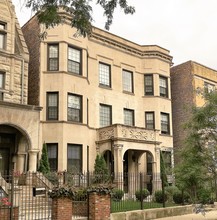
{"left": 123, "top": 149, "right": 154, "bottom": 193}
{"left": 0, "top": 124, "right": 31, "bottom": 175}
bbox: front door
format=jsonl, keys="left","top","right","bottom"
{"left": 0, "top": 148, "right": 10, "bottom": 174}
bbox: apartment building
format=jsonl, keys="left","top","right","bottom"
{"left": 171, "top": 61, "right": 217, "bottom": 163}
{"left": 22, "top": 10, "right": 173, "bottom": 190}
{"left": 0, "top": 0, "right": 41, "bottom": 174}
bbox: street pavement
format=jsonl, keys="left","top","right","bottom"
{"left": 156, "top": 210, "right": 217, "bottom": 220}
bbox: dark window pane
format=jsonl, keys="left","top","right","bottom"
{"left": 145, "top": 75, "right": 153, "bottom": 95}
{"left": 161, "top": 113, "right": 170, "bottom": 134}
{"left": 160, "top": 76, "right": 168, "bottom": 97}
{"left": 145, "top": 112, "right": 155, "bottom": 129}
{"left": 67, "top": 144, "right": 82, "bottom": 173}
{"left": 47, "top": 144, "right": 58, "bottom": 171}
{"left": 48, "top": 45, "right": 59, "bottom": 71}
{"left": 47, "top": 92, "right": 58, "bottom": 120}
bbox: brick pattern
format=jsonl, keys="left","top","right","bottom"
{"left": 89, "top": 193, "right": 110, "bottom": 220}
{"left": 0, "top": 207, "right": 19, "bottom": 220}
{"left": 52, "top": 197, "right": 72, "bottom": 220}
{"left": 22, "top": 17, "right": 41, "bottom": 106}
{"left": 72, "top": 201, "right": 88, "bottom": 217}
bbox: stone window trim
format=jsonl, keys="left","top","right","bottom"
{"left": 47, "top": 44, "right": 59, "bottom": 71}
{"left": 144, "top": 74, "right": 154, "bottom": 96}
{"left": 99, "top": 62, "right": 111, "bottom": 88}
{"left": 99, "top": 103, "right": 112, "bottom": 128}
{"left": 160, "top": 112, "right": 170, "bottom": 135}
{"left": 67, "top": 143, "right": 82, "bottom": 173}
{"left": 46, "top": 92, "right": 59, "bottom": 120}
{"left": 122, "top": 69, "right": 134, "bottom": 93}
{"left": 68, "top": 45, "right": 82, "bottom": 75}
{"left": 145, "top": 111, "right": 155, "bottom": 130}
{"left": 0, "top": 22, "right": 7, "bottom": 50}
{"left": 67, "top": 93, "right": 83, "bottom": 123}
{"left": 124, "top": 108, "right": 135, "bottom": 126}
{"left": 159, "top": 75, "right": 168, "bottom": 98}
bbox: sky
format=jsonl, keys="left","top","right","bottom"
{"left": 12, "top": 0, "right": 217, "bottom": 70}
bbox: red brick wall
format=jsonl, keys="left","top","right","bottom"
{"left": 52, "top": 198, "right": 72, "bottom": 220}
{"left": 89, "top": 193, "right": 110, "bottom": 220}
{"left": 22, "top": 17, "right": 41, "bottom": 106}
{"left": 0, "top": 206, "right": 19, "bottom": 220}
{"left": 170, "top": 61, "right": 195, "bottom": 163}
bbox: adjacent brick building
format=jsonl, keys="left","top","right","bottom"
{"left": 171, "top": 61, "right": 217, "bottom": 163}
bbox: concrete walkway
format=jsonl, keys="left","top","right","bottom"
{"left": 157, "top": 210, "right": 217, "bottom": 220}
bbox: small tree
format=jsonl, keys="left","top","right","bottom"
{"left": 93, "top": 154, "right": 109, "bottom": 183}
{"left": 38, "top": 143, "right": 50, "bottom": 174}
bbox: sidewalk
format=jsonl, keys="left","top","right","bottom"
{"left": 156, "top": 210, "right": 217, "bottom": 220}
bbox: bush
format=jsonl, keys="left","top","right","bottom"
{"left": 135, "top": 189, "right": 150, "bottom": 201}
{"left": 154, "top": 190, "right": 168, "bottom": 203}
{"left": 173, "top": 191, "right": 190, "bottom": 204}
{"left": 73, "top": 188, "right": 88, "bottom": 201}
{"left": 112, "top": 189, "right": 124, "bottom": 201}
{"left": 198, "top": 188, "right": 212, "bottom": 204}
{"left": 165, "top": 185, "right": 179, "bottom": 203}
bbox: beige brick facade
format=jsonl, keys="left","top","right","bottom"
{"left": 22, "top": 10, "right": 174, "bottom": 193}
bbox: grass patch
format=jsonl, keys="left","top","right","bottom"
{"left": 111, "top": 200, "right": 177, "bottom": 213}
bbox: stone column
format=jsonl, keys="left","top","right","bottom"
{"left": 152, "top": 147, "right": 161, "bottom": 192}
{"left": 28, "top": 150, "right": 39, "bottom": 172}
{"left": 113, "top": 144, "right": 124, "bottom": 189}
{"left": 16, "top": 153, "right": 26, "bottom": 172}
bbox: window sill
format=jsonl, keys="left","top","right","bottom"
{"left": 123, "top": 91, "right": 135, "bottom": 96}
{"left": 160, "top": 133, "right": 172, "bottom": 137}
{"left": 99, "top": 85, "right": 112, "bottom": 90}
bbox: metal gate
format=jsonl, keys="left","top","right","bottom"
{"left": 0, "top": 172, "right": 52, "bottom": 220}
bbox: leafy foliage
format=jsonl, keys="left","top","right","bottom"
{"left": 135, "top": 189, "right": 150, "bottom": 201}
{"left": 93, "top": 154, "right": 110, "bottom": 183}
{"left": 154, "top": 190, "right": 168, "bottom": 203}
{"left": 25, "top": 0, "right": 135, "bottom": 37}
{"left": 38, "top": 143, "right": 50, "bottom": 174}
{"left": 111, "top": 188, "right": 124, "bottom": 201}
{"left": 175, "top": 91, "right": 217, "bottom": 202}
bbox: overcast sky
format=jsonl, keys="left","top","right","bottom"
{"left": 13, "top": 0, "right": 217, "bottom": 70}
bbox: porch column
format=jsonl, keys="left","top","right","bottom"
{"left": 113, "top": 144, "right": 123, "bottom": 189}
{"left": 16, "top": 153, "right": 26, "bottom": 172}
{"left": 28, "top": 150, "right": 39, "bottom": 172}
{"left": 152, "top": 147, "right": 161, "bottom": 192}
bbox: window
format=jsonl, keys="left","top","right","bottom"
{"left": 67, "top": 144, "right": 82, "bottom": 173}
{"left": 144, "top": 75, "right": 153, "bottom": 95}
{"left": 159, "top": 76, "right": 168, "bottom": 97}
{"left": 48, "top": 44, "right": 59, "bottom": 71}
{"left": 68, "top": 94, "right": 82, "bottom": 122}
{"left": 0, "top": 72, "right": 5, "bottom": 101}
{"left": 0, "top": 22, "right": 6, "bottom": 50}
{"left": 147, "top": 152, "right": 153, "bottom": 175}
{"left": 124, "top": 108, "right": 134, "bottom": 126}
{"left": 204, "top": 82, "right": 215, "bottom": 93}
{"left": 99, "top": 104, "right": 112, "bottom": 127}
{"left": 47, "top": 92, "right": 58, "bottom": 120}
{"left": 47, "top": 143, "right": 58, "bottom": 171}
{"left": 68, "top": 46, "right": 81, "bottom": 74}
{"left": 161, "top": 113, "right": 170, "bottom": 134}
{"left": 99, "top": 63, "right": 111, "bottom": 87}
{"left": 145, "top": 112, "right": 155, "bottom": 129}
{"left": 123, "top": 70, "right": 133, "bottom": 93}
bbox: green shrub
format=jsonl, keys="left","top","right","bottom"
{"left": 198, "top": 188, "right": 212, "bottom": 204}
{"left": 154, "top": 190, "right": 167, "bottom": 203}
{"left": 112, "top": 189, "right": 124, "bottom": 201}
{"left": 165, "top": 185, "right": 179, "bottom": 203}
{"left": 73, "top": 188, "right": 87, "bottom": 201}
{"left": 135, "top": 189, "right": 150, "bottom": 201}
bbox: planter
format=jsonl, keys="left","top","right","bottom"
{"left": 0, "top": 206, "right": 19, "bottom": 220}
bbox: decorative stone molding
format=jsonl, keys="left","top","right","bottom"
{"left": 97, "top": 124, "right": 156, "bottom": 142}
